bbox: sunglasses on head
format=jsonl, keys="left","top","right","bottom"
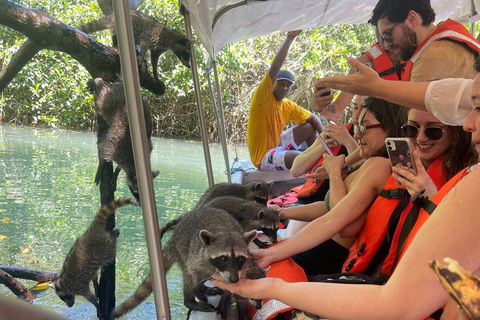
{"left": 401, "top": 124, "right": 446, "bottom": 140}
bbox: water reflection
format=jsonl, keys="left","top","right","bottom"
{"left": 0, "top": 124, "right": 249, "bottom": 319}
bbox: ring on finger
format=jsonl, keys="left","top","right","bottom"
{"left": 410, "top": 175, "right": 416, "bottom": 182}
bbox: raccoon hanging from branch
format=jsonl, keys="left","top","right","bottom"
{"left": 50, "top": 198, "right": 134, "bottom": 308}
{"left": 79, "top": 10, "right": 192, "bottom": 84}
{"left": 110, "top": 206, "right": 261, "bottom": 319}
{"left": 90, "top": 77, "right": 159, "bottom": 201}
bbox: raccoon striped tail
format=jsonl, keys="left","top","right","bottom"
{"left": 159, "top": 215, "right": 184, "bottom": 238}
{"left": 94, "top": 198, "right": 134, "bottom": 225}
{"left": 110, "top": 274, "right": 152, "bottom": 319}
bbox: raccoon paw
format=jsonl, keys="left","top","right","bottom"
{"left": 253, "top": 238, "right": 270, "bottom": 249}
{"left": 185, "top": 301, "right": 216, "bottom": 313}
{"left": 111, "top": 227, "right": 120, "bottom": 238}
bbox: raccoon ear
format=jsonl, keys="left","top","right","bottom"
{"left": 244, "top": 230, "right": 257, "bottom": 245}
{"left": 266, "top": 180, "right": 274, "bottom": 188}
{"left": 257, "top": 210, "right": 265, "bottom": 220}
{"left": 152, "top": 170, "right": 160, "bottom": 179}
{"left": 199, "top": 230, "right": 216, "bottom": 246}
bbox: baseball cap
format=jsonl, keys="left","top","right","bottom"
{"left": 277, "top": 70, "right": 294, "bottom": 84}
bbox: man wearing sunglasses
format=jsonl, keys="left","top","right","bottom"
{"left": 370, "top": 0, "right": 480, "bottom": 82}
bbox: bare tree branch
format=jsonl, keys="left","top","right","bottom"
{"left": 0, "top": 0, "right": 165, "bottom": 95}
{"left": 0, "top": 266, "right": 58, "bottom": 282}
{"left": 0, "top": 269, "right": 35, "bottom": 302}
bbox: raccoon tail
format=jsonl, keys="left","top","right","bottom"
{"left": 110, "top": 273, "right": 153, "bottom": 319}
{"left": 159, "top": 215, "right": 184, "bottom": 238}
{"left": 78, "top": 15, "right": 112, "bottom": 34}
{"left": 95, "top": 198, "right": 134, "bottom": 225}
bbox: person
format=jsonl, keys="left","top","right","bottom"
{"left": 262, "top": 97, "right": 408, "bottom": 275}
{"left": 247, "top": 30, "right": 325, "bottom": 171}
{"left": 314, "top": 27, "right": 404, "bottom": 116}
{"left": 371, "top": 0, "right": 480, "bottom": 82}
{"left": 341, "top": 108, "right": 476, "bottom": 276}
{"left": 212, "top": 58, "right": 480, "bottom": 320}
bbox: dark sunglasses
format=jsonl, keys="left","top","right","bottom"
{"left": 401, "top": 124, "right": 447, "bottom": 140}
{"left": 379, "top": 23, "right": 398, "bottom": 43}
{"left": 354, "top": 123, "right": 382, "bottom": 135}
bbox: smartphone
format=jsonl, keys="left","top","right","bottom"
{"left": 316, "top": 133, "right": 334, "bottom": 156}
{"left": 317, "top": 86, "right": 331, "bottom": 97}
{"left": 385, "top": 137, "right": 417, "bottom": 175}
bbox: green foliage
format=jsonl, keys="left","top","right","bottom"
{"left": 1, "top": 0, "right": 377, "bottom": 138}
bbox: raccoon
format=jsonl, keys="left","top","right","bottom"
{"left": 79, "top": 10, "right": 192, "bottom": 82}
{"left": 50, "top": 198, "right": 134, "bottom": 308}
{"left": 91, "top": 78, "right": 159, "bottom": 201}
{"left": 195, "top": 180, "right": 274, "bottom": 208}
{"left": 111, "top": 207, "right": 257, "bottom": 318}
{"left": 205, "top": 196, "right": 281, "bottom": 247}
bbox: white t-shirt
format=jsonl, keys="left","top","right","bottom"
{"left": 425, "top": 78, "right": 473, "bottom": 126}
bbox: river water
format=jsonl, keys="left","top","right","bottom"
{"left": 0, "top": 124, "right": 250, "bottom": 319}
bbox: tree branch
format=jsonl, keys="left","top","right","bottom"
{"left": 0, "top": 269, "right": 36, "bottom": 302}
{"left": 0, "top": 266, "right": 58, "bottom": 282}
{"left": 0, "top": 0, "right": 164, "bottom": 95}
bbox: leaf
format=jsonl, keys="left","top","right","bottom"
{"left": 0, "top": 235, "right": 6, "bottom": 240}
{"left": 1, "top": 218, "right": 11, "bottom": 224}
{"left": 21, "top": 245, "right": 32, "bottom": 254}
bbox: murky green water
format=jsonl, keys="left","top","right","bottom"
{"left": 0, "top": 124, "right": 250, "bottom": 319}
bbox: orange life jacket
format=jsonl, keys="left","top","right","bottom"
{"left": 402, "top": 19, "right": 480, "bottom": 81}
{"left": 342, "top": 156, "right": 446, "bottom": 274}
{"left": 392, "top": 167, "right": 470, "bottom": 272}
{"left": 364, "top": 43, "right": 405, "bottom": 81}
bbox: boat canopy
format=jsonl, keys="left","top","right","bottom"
{"left": 180, "top": 0, "right": 480, "bottom": 58}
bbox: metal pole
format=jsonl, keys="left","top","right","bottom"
{"left": 472, "top": 0, "right": 477, "bottom": 36}
{"left": 206, "top": 60, "right": 231, "bottom": 182}
{"left": 183, "top": 9, "right": 215, "bottom": 188}
{"left": 112, "top": 1, "right": 171, "bottom": 319}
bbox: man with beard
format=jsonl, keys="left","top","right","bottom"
{"left": 247, "top": 30, "right": 324, "bottom": 171}
{"left": 370, "top": 0, "right": 480, "bottom": 82}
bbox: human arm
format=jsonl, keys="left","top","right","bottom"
{"left": 278, "top": 201, "right": 329, "bottom": 222}
{"left": 392, "top": 151, "right": 438, "bottom": 199}
{"left": 304, "top": 112, "right": 325, "bottom": 134}
{"left": 315, "top": 57, "right": 429, "bottom": 111}
{"left": 290, "top": 139, "right": 326, "bottom": 178}
{"left": 213, "top": 168, "right": 480, "bottom": 319}
{"left": 303, "top": 147, "right": 363, "bottom": 181}
{"left": 253, "top": 157, "right": 391, "bottom": 268}
{"left": 268, "top": 30, "right": 302, "bottom": 83}
{"left": 321, "top": 153, "right": 347, "bottom": 208}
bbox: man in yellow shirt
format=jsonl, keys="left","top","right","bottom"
{"left": 247, "top": 31, "right": 324, "bottom": 171}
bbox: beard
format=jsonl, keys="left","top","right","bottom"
{"left": 394, "top": 27, "right": 418, "bottom": 61}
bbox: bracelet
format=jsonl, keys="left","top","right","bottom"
{"left": 330, "top": 176, "right": 341, "bottom": 180}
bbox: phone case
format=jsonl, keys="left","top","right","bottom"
{"left": 385, "top": 138, "right": 417, "bottom": 174}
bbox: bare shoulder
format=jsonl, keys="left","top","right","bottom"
{"left": 361, "top": 156, "right": 391, "bottom": 171}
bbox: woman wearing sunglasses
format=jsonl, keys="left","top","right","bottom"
{"left": 341, "top": 108, "right": 476, "bottom": 277}
{"left": 213, "top": 58, "right": 480, "bottom": 320}
{"left": 250, "top": 97, "right": 408, "bottom": 275}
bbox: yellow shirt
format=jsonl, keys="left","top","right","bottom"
{"left": 247, "top": 73, "right": 311, "bottom": 166}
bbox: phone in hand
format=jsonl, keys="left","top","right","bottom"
{"left": 385, "top": 137, "right": 417, "bottom": 175}
{"left": 316, "top": 133, "right": 334, "bottom": 156}
{"left": 317, "top": 86, "right": 331, "bottom": 97}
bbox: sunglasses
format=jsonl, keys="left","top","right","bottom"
{"left": 354, "top": 123, "right": 382, "bottom": 135}
{"left": 379, "top": 23, "right": 398, "bottom": 43}
{"left": 401, "top": 124, "right": 447, "bottom": 140}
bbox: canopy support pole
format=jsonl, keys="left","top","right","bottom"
{"left": 112, "top": 1, "right": 171, "bottom": 319}
{"left": 184, "top": 9, "right": 215, "bottom": 188}
{"left": 206, "top": 59, "right": 231, "bottom": 182}
{"left": 472, "top": 0, "right": 477, "bottom": 36}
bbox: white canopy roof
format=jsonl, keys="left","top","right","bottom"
{"left": 180, "top": 0, "right": 480, "bottom": 57}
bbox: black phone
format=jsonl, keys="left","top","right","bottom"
{"left": 385, "top": 137, "right": 417, "bottom": 175}
{"left": 317, "top": 86, "right": 331, "bottom": 97}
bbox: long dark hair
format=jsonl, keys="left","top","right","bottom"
{"left": 362, "top": 96, "right": 409, "bottom": 159}
{"left": 440, "top": 126, "right": 477, "bottom": 180}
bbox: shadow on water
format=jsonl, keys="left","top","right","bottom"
{"left": 0, "top": 124, "right": 250, "bottom": 319}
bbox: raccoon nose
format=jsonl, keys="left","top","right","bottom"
{"left": 229, "top": 274, "right": 240, "bottom": 283}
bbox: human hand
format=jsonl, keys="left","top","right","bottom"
{"left": 304, "top": 165, "right": 329, "bottom": 181}
{"left": 323, "top": 118, "right": 356, "bottom": 148}
{"left": 312, "top": 87, "right": 334, "bottom": 112}
{"left": 211, "top": 274, "right": 284, "bottom": 300}
{"left": 250, "top": 248, "right": 275, "bottom": 270}
{"left": 392, "top": 151, "right": 438, "bottom": 199}
{"left": 322, "top": 153, "right": 346, "bottom": 177}
{"left": 314, "top": 57, "right": 381, "bottom": 97}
